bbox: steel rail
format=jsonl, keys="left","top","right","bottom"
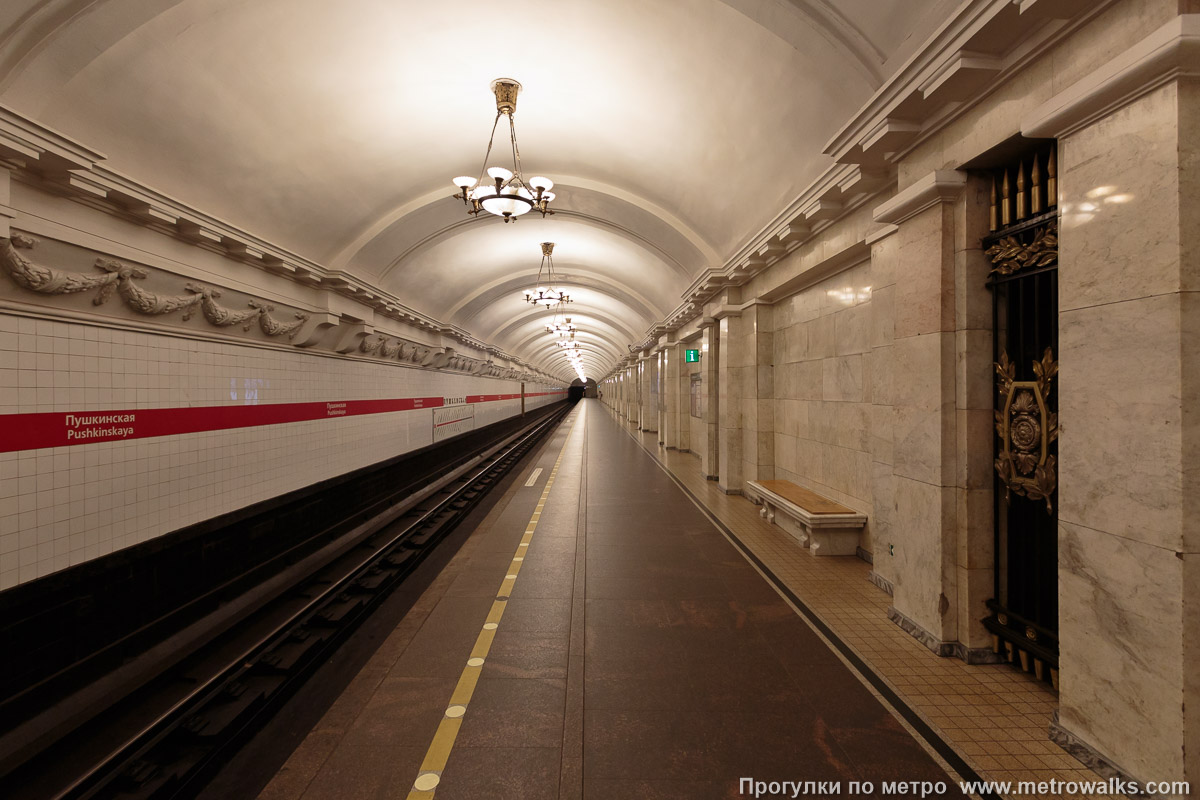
{"left": 52, "top": 405, "right": 570, "bottom": 800}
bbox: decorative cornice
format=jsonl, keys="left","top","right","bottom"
{"left": 0, "top": 102, "right": 104, "bottom": 173}
{"left": 0, "top": 233, "right": 559, "bottom": 383}
{"left": 0, "top": 107, "right": 576, "bottom": 381}
{"left": 864, "top": 223, "right": 899, "bottom": 246}
{"left": 628, "top": 0, "right": 1115, "bottom": 356}
{"left": 1023, "top": 14, "right": 1200, "bottom": 138}
{"left": 873, "top": 170, "right": 966, "bottom": 226}
{"left": 824, "top": 0, "right": 1116, "bottom": 166}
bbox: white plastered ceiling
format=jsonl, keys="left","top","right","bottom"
{"left": 0, "top": 0, "right": 953, "bottom": 380}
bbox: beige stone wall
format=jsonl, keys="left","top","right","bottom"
{"left": 1055, "top": 80, "right": 1192, "bottom": 782}
{"left": 771, "top": 260, "right": 874, "bottom": 542}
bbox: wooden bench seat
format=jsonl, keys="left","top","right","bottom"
{"left": 745, "top": 480, "right": 867, "bottom": 556}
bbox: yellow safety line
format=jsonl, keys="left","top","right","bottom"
{"left": 406, "top": 414, "right": 578, "bottom": 799}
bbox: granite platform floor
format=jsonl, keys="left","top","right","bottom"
{"left": 257, "top": 401, "right": 961, "bottom": 800}
{"left": 614, "top": 408, "right": 1114, "bottom": 800}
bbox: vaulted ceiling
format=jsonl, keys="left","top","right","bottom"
{"left": 0, "top": 0, "right": 956, "bottom": 380}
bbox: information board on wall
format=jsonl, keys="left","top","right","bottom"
{"left": 690, "top": 374, "right": 702, "bottom": 418}
{"left": 433, "top": 402, "right": 475, "bottom": 442}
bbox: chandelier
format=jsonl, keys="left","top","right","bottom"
{"left": 452, "top": 79, "right": 555, "bottom": 223}
{"left": 523, "top": 242, "right": 571, "bottom": 308}
{"left": 546, "top": 311, "right": 576, "bottom": 338}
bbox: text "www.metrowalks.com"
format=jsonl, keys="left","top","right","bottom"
{"left": 739, "top": 777, "right": 1192, "bottom": 797}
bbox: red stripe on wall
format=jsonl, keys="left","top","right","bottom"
{"left": 0, "top": 390, "right": 566, "bottom": 454}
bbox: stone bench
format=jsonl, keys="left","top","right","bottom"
{"left": 745, "top": 480, "right": 867, "bottom": 556}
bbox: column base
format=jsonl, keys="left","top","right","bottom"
{"left": 886, "top": 606, "right": 1005, "bottom": 664}
{"left": 1050, "top": 712, "right": 1148, "bottom": 791}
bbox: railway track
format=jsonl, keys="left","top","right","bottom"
{"left": 30, "top": 405, "right": 569, "bottom": 800}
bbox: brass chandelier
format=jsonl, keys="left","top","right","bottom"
{"left": 523, "top": 242, "right": 571, "bottom": 308}
{"left": 452, "top": 79, "right": 555, "bottom": 223}
{"left": 546, "top": 309, "right": 576, "bottom": 338}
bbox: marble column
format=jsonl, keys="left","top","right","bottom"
{"left": 1022, "top": 16, "right": 1200, "bottom": 785}
{"left": 639, "top": 352, "right": 657, "bottom": 434}
{"left": 716, "top": 309, "right": 743, "bottom": 494}
{"left": 700, "top": 319, "right": 720, "bottom": 479}
{"left": 740, "top": 301, "right": 775, "bottom": 484}
{"left": 953, "top": 175, "right": 998, "bottom": 659}
{"left": 677, "top": 338, "right": 696, "bottom": 454}
{"left": 624, "top": 364, "right": 638, "bottom": 426}
{"left": 867, "top": 224, "right": 899, "bottom": 595}
{"left": 873, "top": 170, "right": 965, "bottom": 654}
{"left": 662, "top": 341, "right": 683, "bottom": 449}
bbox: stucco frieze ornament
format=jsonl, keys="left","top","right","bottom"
{"left": 1, "top": 234, "right": 308, "bottom": 339}
{"left": 359, "top": 335, "right": 385, "bottom": 355}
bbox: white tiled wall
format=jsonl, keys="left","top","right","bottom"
{"left": 0, "top": 312, "right": 562, "bottom": 589}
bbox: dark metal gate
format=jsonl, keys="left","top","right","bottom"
{"left": 981, "top": 143, "right": 1060, "bottom": 688}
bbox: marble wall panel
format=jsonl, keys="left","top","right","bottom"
{"left": 775, "top": 323, "right": 808, "bottom": 364}
{"left": 759, "top": 263, "right": 878, "bottom": 543}
{"left": 955, "top": 487, "right": 994, "bottom": 571}
{"left": 756, "top": 365, "right": 773, "bottom": 397}
{"left": 1059, "top": 294, "right": 1183, "bottom": 551}
{"left": 956, "top": 408, "right": 994, "bottom": 491}
{"left": 808, "top": 314, "right": 836, "bottom": 360}
{"left": 955, "top": 328, "right": 992, "bottom": 412}
{"left": 1060, "top": 84, "right": 1185, "bottom": 312}
{"left": 870, "top": 343, "right": 895, "bottom": 407}
{"left": 870, "top": 285, "right": 896, "bottom": 349}
{"left": 850, "top": 448, "right": 873, "bottom": 505}
{"left": 892, "top": 333, "right": 955, "bottom": 487}
{"left": 822, "top": 355, "right": 864, "bottom": 402}
{"left": 1058, "top": 520, "right": 1184, "bottom": 781}
{"left": 834, "top": 303, "right": 871, "bottom": 356}
{"left": 793, "top": 359, "right": 824, "bottom": 400}
{"left": 834, "top": 403, "right": 869, "bottom": 452}
{"left": 955, "top": 564, "right": 992, "bottom": 650}
{"left": 1182, "top": 79, "right": 1200, "bottom": 295}
{"left": 891, "top": 475, "right": 958, "bottom": 640}
{"left": 1185, "top": 551, "right": 1200, "bottom": 784}
{"left": 756, "top": 330, "right": 775, "bottom": 365}
{"left": 772, "top": 398, "right": 801, "bottom": 439}
{"left": 869, "top": 403, "right": 894, "bottom": 466}
{"left": 954, "top": 248, "right": 992, "bottom": 332}
{"left": 867, "top": 463, "right": 894, "bottom": 571}
{"left": 895, "top": 205, "right": 955, "bottom": 338}
{"left": 1185, "top": 293, "right": 1200, "bottom": 558}
{"left": 860, "top": 350, "right": 874, "bottom": 405}
{"left": 808, "top": 400, "right": 837, "bottom": 445}
{"left": 871, "top": 231, "right": 898, "bottom": 290}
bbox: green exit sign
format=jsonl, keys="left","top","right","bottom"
{"left": 684, "top": 349, "right": 701, "bottom": 363}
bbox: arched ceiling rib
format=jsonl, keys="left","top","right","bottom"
{"left": 0, "top": 0, "right": 949, "bottom": 379}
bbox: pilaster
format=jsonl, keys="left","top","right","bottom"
{"left": 716, "top": 309, "right": 743, "bottom": 494}
{"left": 739, "top": 301, "right": 775, "bottom": 485}
{"left": 1021, "top": 15, "right": 1200, "bottom": 785}
{"left": 873, "top": 169, "right": 965, "bottom": 654}
{"left": 662, "top": 341, "right": 683, "bottom": 449}
{"left": 700, "top": 319, "right": 720, "bottom": 480}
